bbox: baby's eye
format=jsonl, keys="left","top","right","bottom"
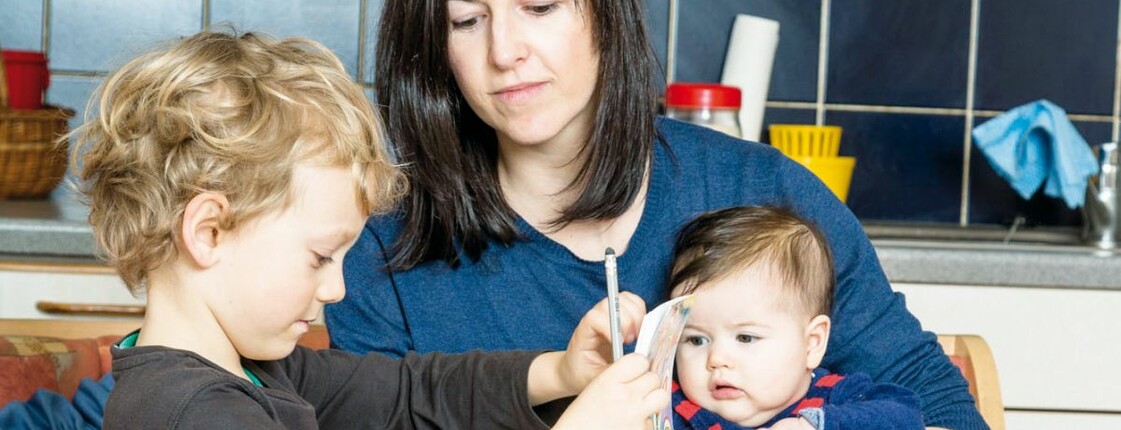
{"left": 683, "top": 336, "right": 709, "bottom": 347}
{"left": 736, "top": 334, "right": 757, "bottom": 344}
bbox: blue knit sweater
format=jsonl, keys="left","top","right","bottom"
{"left": 328, "top": 118, "right": 988, "bottom": 429}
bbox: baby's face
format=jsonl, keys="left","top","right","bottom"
{"left": 674, "top": 265, "right": 815, "bottom": 427}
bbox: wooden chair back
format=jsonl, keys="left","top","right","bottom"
{"left": 938, "top": 334, "right": 1004, "bottom": 430}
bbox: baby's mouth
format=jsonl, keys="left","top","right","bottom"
{"left": 710, "top": 383, "right": 745, "bottom": 400}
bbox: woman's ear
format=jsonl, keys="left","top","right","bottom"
{"left": 804, "top": 314, "right": 831, "bottom": 370}
{"left": 180, "top": 192, "right": 230, "bottom": 268}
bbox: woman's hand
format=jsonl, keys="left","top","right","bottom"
{"left": 526, "top": 292, "right": 646, "bottom": 406}
{"left": 558, "top": 292, "right": 647, "bottom": 395}
{"left": 553, "top": 353, "right": 669, "bottom": 430}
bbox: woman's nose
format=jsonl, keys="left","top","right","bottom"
{"left": 488, "top": 13, "right": 528, "bottom": 70}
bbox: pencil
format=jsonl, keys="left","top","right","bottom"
{"left": 604, "top": 247, "right": 623, "bottom": 362}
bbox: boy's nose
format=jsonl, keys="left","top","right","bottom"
{"left": 316, "top": 266, "right": 346, "bottom": 304}
{"left": 489, "top": 13, "right": 528, "bottom": 70}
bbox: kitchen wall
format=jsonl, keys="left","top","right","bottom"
{"left": 2, "top": 0, "right": 1117, "bottom": 227}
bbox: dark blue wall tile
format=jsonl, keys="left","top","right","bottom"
{"left": 827, "top": 111, "right": 965, "bottom": 222}
{"left": 645, "top": 0, "right": 670, "bottom": 94}
{"left": 51, "top": 0, "right": 201, "bottom": 72}
{"left": 968, "top": 120, "right": 1111, "bottom": 226}
{"left": 760, "top": 107, "right": 817, "bottom": 145}
{"left": 0, "top": 0, "right": 44, "bottom": 51}
{"left": 675, "top": 0, "right": 820, "bottom": 102}
{"left": 828, "top": 0, "right": 970, "bottom": 108}
{"left": 975, "top": 0, "right": 1117, "bottom": 115}
{"left": 212, "top": 0, "right": 361, "bottom": 77}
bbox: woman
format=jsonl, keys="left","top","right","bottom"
{"left": 327, "top": 1, "right": 984, "bottom": 428}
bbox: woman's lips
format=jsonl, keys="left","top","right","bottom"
{"left": 494, "top": 82, "right": 546, "bottom": 104}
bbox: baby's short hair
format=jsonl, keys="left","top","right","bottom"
{"left": 71, "top": 31, "right": 404, "bottom": 294}
{"left": 668, "top": 206, "right": 835, "bottom": 318}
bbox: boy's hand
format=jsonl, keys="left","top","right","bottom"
{"left": 553, "top": 354, "right": 669, "bottom": 430}
{"left": 558, "top": 292, "right": 646, "bottom": 396}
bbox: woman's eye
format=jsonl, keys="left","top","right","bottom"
{"left": 684, "top": 336, "right": 709, "bottom": 347}
{"left": 526, "top": 3, "right": 558, "bottom": 15}
{"left": 736, "top": 334, "right": 757, "bottom": 344}
{"left": 451, "top": 16, "right": 480, "bottom": 30}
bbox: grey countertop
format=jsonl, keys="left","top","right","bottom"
{"left": 2, "top": 193, "right": 1119, "bottom": 289}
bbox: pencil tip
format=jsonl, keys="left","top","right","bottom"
{"left": 605, "top": 247, "right": 616, "bottom": 256}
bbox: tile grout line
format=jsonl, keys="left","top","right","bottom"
{"left": 666, "top": 0, "right": 679, "bottom": 84}
{"left": 41, "top": 0, "right": 50, "bottom": 54}
{"left": 202, "top": 0, "right": 211, "bottom": 29}
{"left": 815, "top": 0, "right": 830, "bottom": 126}
{"left": 357, "top": 0, "right": 368, "bottom": 83}
{"left": 960, "top": 0, "right": 980, "bottom": 227}
{"left": 768, "top": 101, "right": 1115, "bottom": 123}
{"left": 1113, "top": 0, "right": 1121, "bottom": 143}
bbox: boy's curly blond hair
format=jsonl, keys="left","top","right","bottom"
{"left": 69, "top": 31, "right": 404, "bottom": 294}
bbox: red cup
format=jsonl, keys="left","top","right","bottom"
{"left": 2, "top": 50, "right": 50, "bottom": 110}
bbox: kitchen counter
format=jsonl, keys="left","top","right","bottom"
{"left": 2, "top": 193, "right": 1119, "bottom": 289}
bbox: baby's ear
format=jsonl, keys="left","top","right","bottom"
{"left": 804, "top": 315, "right": 831, "bottom": 370}
{"left": 180, "top": 192, "right": 229, "bottom": 268}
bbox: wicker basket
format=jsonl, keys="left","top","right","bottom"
{"left": 0, "top": 51, "right": 73, "bottom": 199}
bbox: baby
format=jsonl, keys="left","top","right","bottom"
{"left": 668, "top": 206, "right": 923, "bottom": 430}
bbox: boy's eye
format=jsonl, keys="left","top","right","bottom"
{"left": 736, "top": 334, "right": 757, "bottom": 344}
{"left": 312, "top": 252, "right": 335, "bottom": 268}
{"left": 683, "top": 336, "right": 709, "bottom": 347}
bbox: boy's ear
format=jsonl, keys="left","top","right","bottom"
{"left": 804, "top": 314, "right": 831, "bottom": 370}
{"left": 180, "top": 192, "right": 230, "bottom": 268}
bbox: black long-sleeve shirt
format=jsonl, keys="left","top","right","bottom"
{"left": 105, "top": 342, "right": 550, "bottom": 429}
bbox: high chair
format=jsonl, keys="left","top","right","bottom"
{"left": 938, "top": 334, "right": 1004, "bottom": 430}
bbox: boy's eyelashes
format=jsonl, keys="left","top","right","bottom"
{"left": 311, "top": 252, "right": 336, "bottom": 268}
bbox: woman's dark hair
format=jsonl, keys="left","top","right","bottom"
{"left": 376, "top": 0, "right": 660, "bottom": 269}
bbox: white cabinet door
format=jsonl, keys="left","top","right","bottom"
{"left": 0, "top": 265, "right": 142, "bottom": 320}
{"left": 1005, "top": 410, "right": 1121, "bottom": 430}
{"left": 893, "top": 283, "right": 1121, "bottom": 413}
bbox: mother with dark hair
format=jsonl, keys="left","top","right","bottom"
{"left": 327, "top": 1, "right": 985, "bottom": 428}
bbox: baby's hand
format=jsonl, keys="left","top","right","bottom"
{"left": 558, "top": 292, "right": 646, "bottom": 394}
{"left": 765, "top": 417, "right": 817, "bottom": 430}
{"left": 553, "top": 354, "right": 668, "bottom": 430}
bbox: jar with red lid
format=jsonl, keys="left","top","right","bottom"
{"left": 665, "top": 83, "right": 742, "bottom": 138}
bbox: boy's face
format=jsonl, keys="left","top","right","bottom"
{"left": 206, "top": 163, "right": 364, "bottom": 361}
{"left": 674, "top": 265, "right": 817, "bottom": 427}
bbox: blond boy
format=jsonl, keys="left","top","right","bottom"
{"left": 72, "top": 30, "right": 666, "bottom": 429}
{"left": 667, "top": 206, "right": 923, "bottom": 430}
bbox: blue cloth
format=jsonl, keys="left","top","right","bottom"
{"left": 972, "top": 99, "right": 1099, "bottom": 208}
{"left": 0, "top": 374, "right": 114, "bottom": 430}
{"left": 671, "top": 370, "right": 924, "bottom": 430}
{"left": 328, "top": 117, "right": 988, "bottom": 430}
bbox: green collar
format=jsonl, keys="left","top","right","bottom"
{"left": 119, "top": 332, "right": 263, "bottom": 387}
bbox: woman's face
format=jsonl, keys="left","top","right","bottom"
{"left": 446, "top": 0, "right": 600, "bottom": 148}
